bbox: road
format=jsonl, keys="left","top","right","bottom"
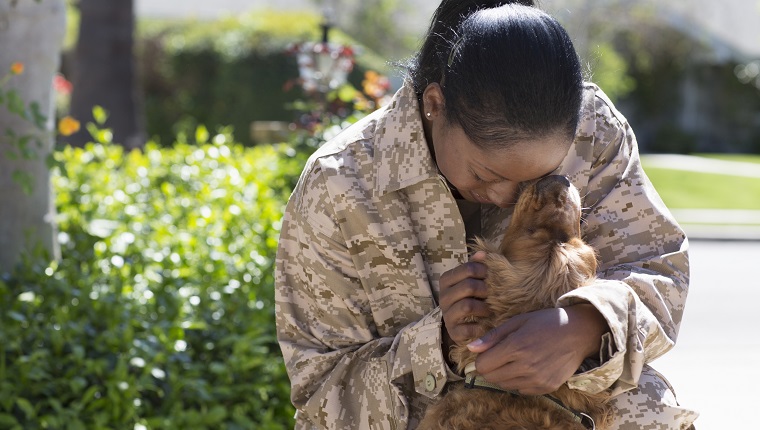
{"left": 653, "top": 239, "right": 760, "bottom": 428}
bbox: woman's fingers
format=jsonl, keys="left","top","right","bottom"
{"left": 440, "top": 251, "right": 491, "bottom": 344}
{"left": 439, "top": 256, "right": 488, "bottom": 308}
{"left": 444, "top": 301, "right": 492, "bottom": 342}
{"left": 465, "top": 307, "right": 601, "bottom": 395}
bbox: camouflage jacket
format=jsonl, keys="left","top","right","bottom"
{"left": 275, "top": 82, "right": 689, "bottom": 429}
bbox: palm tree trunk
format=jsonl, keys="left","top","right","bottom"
{"left": 69, "top": 0, "right": 144, "bottom": 149}
{"left": 0, "top": 0, "right": 66, "bottom": 273}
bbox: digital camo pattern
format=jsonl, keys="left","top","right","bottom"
{"left": 611, "top": 365, "right": 698, "bottom": 429}
{"left": 275, "top": 82, "right": 698, "bottom": 429}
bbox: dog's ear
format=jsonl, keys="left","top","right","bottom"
{"left": 567, "top": 238, "right": 598, "bottom": 280}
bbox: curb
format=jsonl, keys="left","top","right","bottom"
{"left": 671, "top": 209, "right": 760, "bottom": 241}
{"left": 683, "top": 225, "right": 760, "bottom": 241}
{"left": 642, "top": 154, "right": 760, "bottom": 178}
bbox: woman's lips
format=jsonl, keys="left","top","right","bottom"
{"left": 471, "top": 190, "right": 492, "bottom": 204}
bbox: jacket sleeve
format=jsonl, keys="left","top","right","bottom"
{"left": 275, "top": 163, "right": 454, "bottom": 429}
{"left": 559, "top": 86, "right": 689, "bottom": 396}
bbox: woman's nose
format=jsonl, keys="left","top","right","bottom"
{"left": 487, "top": 181, "right": 519, "bottom": 207}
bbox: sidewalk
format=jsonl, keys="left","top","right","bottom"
{"left": 643, "top": 154, "right": 760, "bottom": 178}
{"left": 652, "top": 240, "right": 760, "bottom": 429}
{"left": 673, "top": 209, "right": 760, "bottom": 240}
{"left": 643, "top": 154, "right": 760, "bottom": 241}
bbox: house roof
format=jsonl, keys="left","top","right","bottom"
{"left": 544, "top": 0, "right": 760, "bottom": 61}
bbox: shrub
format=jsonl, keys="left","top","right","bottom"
{"left": 0, "top": 130, "right": 308, "bottom": 429}
{"left": 134, "top": 10, "right": 388, "bottom": 147}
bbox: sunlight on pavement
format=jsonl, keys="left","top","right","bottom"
{"left": 653, "top": 240, "right": 760, "bottom": 429}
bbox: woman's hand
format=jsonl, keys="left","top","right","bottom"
{"left": 439, "top": 251, "right": 493, "bottom": 359}
{"left": 465, "top": 303, "right": 609, "bottom": 395}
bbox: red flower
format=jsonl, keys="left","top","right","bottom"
{"left": 53, "top": 73, "right": 73, "bottom": 95}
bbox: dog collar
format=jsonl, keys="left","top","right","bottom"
{"left": 462, "top": 363, "right": 596, "bottom": 430}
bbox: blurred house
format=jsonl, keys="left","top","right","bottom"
{"left": 545, "top": 0, "right": 760, "bottom": 153}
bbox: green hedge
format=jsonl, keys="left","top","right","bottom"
{"left": 0, "top": 133, "right": 308, "bottom": 428}
{"left": 136, "top": 10, "right": 389, "bottom": 147}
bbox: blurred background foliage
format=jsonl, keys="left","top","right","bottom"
{"left": 55, "top": 0, "right": 760, "bottom": 153}
{"left": 61, "top": 7, "right": 389, "bottom": 147}
{"left": 1, "top": 127, "right": 305, "bottom": 428}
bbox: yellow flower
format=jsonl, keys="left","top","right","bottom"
{"left": 362, "top": 70, "right": 390, "bottom": 100}
{"left": 58, "top": 116, "right": 80, "bottom": 136}
{"left": 10, "top": 62, "right": 24, "bottom": 75}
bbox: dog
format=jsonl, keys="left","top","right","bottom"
{"left": 419, "top": 175, "right": 612, "bottom": 430}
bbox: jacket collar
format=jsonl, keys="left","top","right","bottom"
{"left": 373, "top": 82, "right": 440, "bottom": 197}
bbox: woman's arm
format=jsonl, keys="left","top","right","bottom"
{"left": 275, "top": 166, "right": 452, "bottom": 429}
{"left": 558, "top": 85, "right": 689, "bottom": 396}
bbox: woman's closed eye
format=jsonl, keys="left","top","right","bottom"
{"left": 469, "top": 167, "right": 498, "bottom": 184}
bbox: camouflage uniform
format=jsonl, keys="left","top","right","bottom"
{"left": 275, "top": 82, "right": 699, "bottom": 429}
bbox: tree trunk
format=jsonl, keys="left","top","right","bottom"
{"left": 69, "top": 0, "right": 144, "bottom": 150}
{"left": 0, "top": 0, "right": 66, "bottom": 273}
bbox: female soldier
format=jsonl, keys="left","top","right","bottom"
{"left": 275, "top": 1, "right": 698, "bottom": 428}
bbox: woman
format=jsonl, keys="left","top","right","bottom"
{"left": 275, "top": 1, "right": 699, "bottom": 428}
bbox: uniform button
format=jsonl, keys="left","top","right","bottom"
{"left": 425, "top": 373, "right": 437, "bottom": 392}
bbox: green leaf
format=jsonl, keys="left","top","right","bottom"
{"left": 0, "top": 414, "right": 19, "bottom": 427}
{"left": 15, "top": 398, "right": 35, "bottom": 419}
{"left": 5, "top": 90, "right": 27, "bottom": 118}
{"left": 195, "top": 125, "right": 210, "bottom": 144}
{"left": 11, "top": 170, "right": 34, "bottom": 195}
{"left": 16, "top": 135, "right": 38, "bottom": 160}
{"left": 334, "top": 84, "right": 359, "bottom": 103}
{"left": 95, "top": 129, "right": 113, "bottom": 144}
{"left": 92, "top": 105, "right": 108, "bottom": 125}
{"left": 28, "top": 101, "right": 47, "bottom": 129}
{"left": 205, "top": 405, "right": 227, "bottom": 424}
{"left": 45, "top": 153, "right": 59, "bottom": 170}
{"left": 181, "top": 320, "right": 208, "bottom": 330}
{"left": 80, "top": 386, "right": 100, "bottom": 407}
{"left": 39, "top": 415, "right": 61, "bottom": 428}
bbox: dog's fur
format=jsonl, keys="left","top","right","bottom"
{"left": 419, "top": 175, "right": 613, "bottom": 430}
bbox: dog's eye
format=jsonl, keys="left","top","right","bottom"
{"left": 526, "top": 227, "right": 536, "bottom": 235}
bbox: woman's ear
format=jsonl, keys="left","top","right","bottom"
{"left": 422, "top": 83, "right": 445, "bottom": 119}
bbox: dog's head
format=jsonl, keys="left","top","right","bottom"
{"left": 482, "top": 175, "right": 597, "bottom": 318}
{"left": 501, "top": 175, "right": 587, "bottom": 256}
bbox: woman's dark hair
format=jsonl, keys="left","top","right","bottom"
{"left": 408, "top": 1, "right": 583, "bottom": 149}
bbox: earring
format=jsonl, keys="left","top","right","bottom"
{"left": 426, "top": 112, "right": 432, "bottom": 118}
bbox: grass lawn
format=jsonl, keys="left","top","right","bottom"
{"left": 641, "top": 154, "right": 760, "bottom": 210}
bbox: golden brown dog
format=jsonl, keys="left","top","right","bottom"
{"left": 419, "top": 175, "right": 612, "bottom": 430}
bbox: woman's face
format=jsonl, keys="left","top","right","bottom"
{"left": 430, "top": 121, "right": 571, "bottom": 208}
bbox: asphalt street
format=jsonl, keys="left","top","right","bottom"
{"left": 653, "top": 239, "right": 760, "bottom": 429}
